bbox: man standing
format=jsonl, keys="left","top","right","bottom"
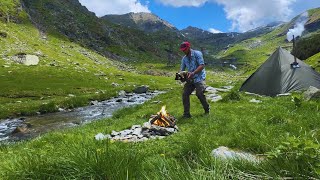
{"left": 179, "top": 41, "right": 210, "bottom": 118}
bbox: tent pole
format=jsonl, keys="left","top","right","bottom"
{"left": 292, "top": 35, "right": 297, "bottom": 64}
{"left": 290, "top": 35, "right": 300, "bottom": 68}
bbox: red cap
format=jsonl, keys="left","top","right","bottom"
{"left": 180, "top": 42, "right": 190, "bottom": 51}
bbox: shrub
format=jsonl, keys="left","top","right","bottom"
{"left": 221, "top": 90, "right": 241, "bottom": 102}
{"left": 291, "top": 95, "right": 302, "bottom": 108}
{"left": 39, "top": 101, "right": 58, "bottom": 114}
{"left": 61, "top": 96, "right": 88, "bottom": 109}
{"left": 267, "top": 135, "right": 320, "bottom": 177}
{"left": 292, "top": 33, "right": 320, "bottom": 60}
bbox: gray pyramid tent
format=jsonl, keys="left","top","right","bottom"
{"left": 240, "top": 47, "right": 320, "bottom": 96}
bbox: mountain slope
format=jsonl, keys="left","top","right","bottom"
{"left": 4, "top": 0, "right": 320, "bottom": 71}
{"left": 102, "top": 12, "right": 178, "bottom": 33}
{"left": 20, "top": 0, "right": 182, "bottom": 63}
{"left": 101, "top": 12, "right": 185, "bottom": 64}
{"left": 180, "top": 22, "right": 283, "bottom": 56}
{"left": 289, "top": 8, "right": 320, "bottom": 60}
{"left": 21, "top": 0, "right": 113, "bottom": 51}
{"left": 306, "top": 51, "right": 320, "bottom": 72}
{"left": 217, "top": 8, "right": 320, "bottom": 73}
{"left": 0, "top": 0, "right": 176, "bottom": 118}
{"left": 305, "top": 7, "right": 320, "bottom": 33}
{"left": 180, "top": 26, "right": 239, "bottom": 54}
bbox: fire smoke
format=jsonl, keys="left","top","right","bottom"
{"left": 286, "top": 12, "right": 308, "bottom": 42}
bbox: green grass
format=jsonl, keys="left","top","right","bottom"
{"left": 306, "top": 51, "right": 320, "bottom": 72}
{"left": 308, "top": 7, "right": 320, "bottom": 23}
{"left": 0, "top": 90, "right": 319, "bottom": 179}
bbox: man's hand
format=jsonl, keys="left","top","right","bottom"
{"left": 187, "top": 72, "right": 195, "bottom": 79}
{"left": 188, "top": 65, "right": 204, "bottom": 79}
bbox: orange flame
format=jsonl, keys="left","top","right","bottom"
{"left": 159, "top": 106, "right": 167, "bottom": 116}
{"left": 151, "top": 106, "right": 173, "bottom": 127}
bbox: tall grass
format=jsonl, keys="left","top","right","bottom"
{"left": 0, "top": 90, "right": 319, "bottom": 179}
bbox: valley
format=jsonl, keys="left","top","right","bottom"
{"left": 0, "top": 1, "right": 319, "bottom": 179}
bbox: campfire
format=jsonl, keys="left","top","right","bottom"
{"left": 95, "top": 106, "right": 178, "bottom": 142}
{"left": 149, "top": 106, "right": 176, "bottom": 127}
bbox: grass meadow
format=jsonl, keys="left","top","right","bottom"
{"left": 0, "top": 89, "right": 319, "bottom": 179}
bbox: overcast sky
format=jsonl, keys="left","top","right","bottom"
{"left": 79, "top": 0, "right": 320, "bottom": 33}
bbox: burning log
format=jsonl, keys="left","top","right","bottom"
{"left": 149, "top": 106, "right": 176, "bottom": 128}
{"left": 95, "top": 106, "right": 179, "bottom": 142}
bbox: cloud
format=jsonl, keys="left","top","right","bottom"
{"left": 79, "top": 0, "right": 150, "bottom": 17}
{"left": 156, "top": 0, "right": 207, "bottom": 7}
{"left": 157, "top": 0, "right": 297, "bottom": 32}
{"left": 208, "top": 28, "right": 223, "bottom": 33}
{"left": 214, "top": 0, "right": 296, "bottom": 32}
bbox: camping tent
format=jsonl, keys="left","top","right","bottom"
{"left": 240, "top": 47, "right": 320, "bottom": 96}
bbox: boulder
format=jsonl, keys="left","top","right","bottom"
{"left": 118, "top": 90, "right": 126, "bottom": 97}
{"left": 111, "top": 82, "right": 120, "bottom": 87}
{"left": 205, "top": 86, "right": 218, "bottom": 94}
{"left": 211, "top": 146, "right": 261, "bottom": 163}
{"left": 134, "top": 85, "right": 149, "bottom": 94}
{"left": 303, "top": 86, "right": 320, "bottom": 101}
{"left": 90, "top": 100, "right": 99, "bottom": 105}
{"left": 12, "top": 54, "right": 39, "bottom": 66}
{"left": 95, "top": 133, "right": 107, "bottom": 140}
{"left": 249, "top": 99, "right": 262, "bottom": 103}
{"left": 207, "top": 94, "right": 222, "bottom": 102}
{"left": 11, "top": 126, "right": 28, "bottom": 134}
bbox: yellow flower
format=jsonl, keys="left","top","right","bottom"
{"left": 96, "top": 149, "right": 102, "bottom": 154}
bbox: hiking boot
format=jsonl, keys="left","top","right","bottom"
{"left": 182, "top": 114, "right": 192, "bottom": 119}
{"left": 204, "top": 107, "right": 210, "bottom": 114}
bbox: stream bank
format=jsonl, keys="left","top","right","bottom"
{"left": 0, "top": 91, "right": 164, "bottom": 142}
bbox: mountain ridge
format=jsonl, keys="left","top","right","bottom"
{"left": 2, "top": 0, "right": 320, "bottom": 68}
{"left": 102, "top": 12, "right": 178, "bottom": 33}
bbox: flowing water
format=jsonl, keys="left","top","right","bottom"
{"left": 0, "top": 91, "right": 164, "bottom": 142}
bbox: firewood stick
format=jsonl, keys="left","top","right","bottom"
{"left": 149, "top": 114, "right": 161, "bottom": 124}
{"left": 164, "top": 114, "right": 175, "bottom": 124}
{"left": 162, "top": 116, "right": 174, "bottom": 127}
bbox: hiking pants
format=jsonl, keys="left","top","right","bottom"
{"left": 182, "top": 81, "right": 209, "bottom": 115}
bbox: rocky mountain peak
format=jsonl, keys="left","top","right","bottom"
{"left": 128, "top": 12, "right": 175, "bottom": 29}
{"left": 101, "top": 12, "right": 178, "bottom": 33}
{"left": 181, "top": 26, "right": 212, "bottom": 36}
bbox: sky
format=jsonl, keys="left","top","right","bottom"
{"left": 79, "top": 0, "right": 320, "bottom": 33}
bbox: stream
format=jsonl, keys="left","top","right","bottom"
{"left": 0, "top": 91, "right": 164, "bottom": 142}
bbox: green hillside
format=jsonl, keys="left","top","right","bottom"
{"left": 288, "top": 8, "right": 320, "bottom": 61}
{"left": 216, "top": 25, "right": 289, "bottom": 74}
{"left": 306, "top": 7, "right": 320, "bottom": 30}
{"left": 20, "top": 0, "right": 184, "bottom": 66}
{"left": 306, "top": 51, "right": 320, "bottom": 71}
{"left": 0, "top": 1, "right": 176, "bottom": 118}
